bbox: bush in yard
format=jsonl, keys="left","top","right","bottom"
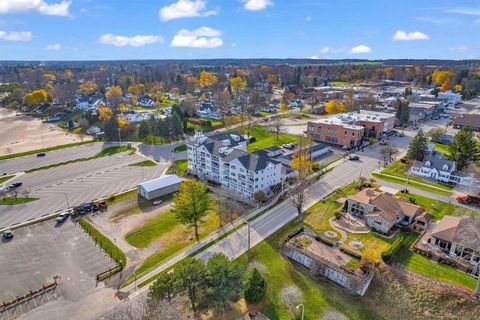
{"left": 334, "top": 210, "right": 343, "bottom": 220}
{"left": 254, "top": 191, "right": 266, "bottom": 202}
{"left": 244, "top": 268, "right": 267, "bottom": 304}
{"left": 311, "top": 162, "right": 321, "bottom": 171}
{"left": 381, "top": 235, "right": 406, "bottom": 262}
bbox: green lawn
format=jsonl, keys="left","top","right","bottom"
{"left": 380, "top": 160, "right": 453, "bottom": 191}
{"left": 173, "top": 144, "right": 187, "bottom": 153}
{"left": 396, "top": 192, "right": 477, "bottom": 221}
{"left": 371, "top": 173, "right": 452, "bottom": 196}
{"left": 0, "top": 141, "right": 94, "bottom": 161}
{"left": 393, "top": 235, "right": 477, "bottom": 290}
{"left": 129, "top": 211, "right": 220, "bottom": 280}
{"left": 330, "top": 81, "right": 350, "bottom": 86}
{"left": 79, "top": 219, "right": 127, "bottom": 268}
{"left": 166, "top": 159, "right": 188, "bottom": 175}
{"left": 245, "top": 126, "right": 299, "bottom": 152}
{"left": 26, "top": 145, "right": 134, "bottom": 173}
{"left": 434, "top": 143, "right": 451, "bottom": 157}
{"left": 0, "top": 175, "right": 15, "bottom": 184}
{"left": 128, "top": 160, "right": 157, "bottom": 167}
{"left": 0, "top": 197, "right": 38, "bottom": 205}
{"left": 235, "top": 223, "right": 381, "bottom": 320}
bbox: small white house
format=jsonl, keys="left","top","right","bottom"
{"left": 87, "top": 126, "right": 102, "bottom": 135}
{"left": 437, "top": 91, "right": 461, "bottom": 105}
{"left": 138, "top": 97, "right": 155, "bottom": 108}
{"left": 411, "top": 157, "right": 474, "bottom": 186}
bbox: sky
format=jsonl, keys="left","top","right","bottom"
{"left": 0, "top": 0, "right": 479, "bottom": 61}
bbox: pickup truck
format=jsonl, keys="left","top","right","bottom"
{"left": 456, "top": 195, "right": 480, "bottom": 207}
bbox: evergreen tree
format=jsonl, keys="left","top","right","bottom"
{"left": 175, "top": 258, "right": 206, "bottom": 313}
{"left": 163, "top": 116, "right": 174, "bottom": 140}
{"left": 449, "top": 127, "right": 478, "bottom": 170}
{"left": 157, "top": 118, "right": 168, "bottom": 143}
{"left": 149, "top": 271, "right": 178, "bottom": 302}
{"left": 171, "top": 113, "right": 184, "bottom": 137}
{"left": 244, "top": 268, "right": 267, "bottom": 304}
{"left": 104, "top": 116, "right": 119, "bottom": 141}
{"left": 407, "top": 129, "right": 428, "bottom": 161}
{"left": 138, "top": 120, "right": 150, "bottom": 140}
{"left": 395, "top": 99, "right": 409, "bottom": 126}
{"left": 203, "top": 253, "right": 245, "bottom": 311}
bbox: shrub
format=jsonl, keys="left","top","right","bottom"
{"left": 334, "top": 210, "right": 343, "bottom": 220}
{"left": 381, "top": 235, "right": 405, "bottom": 262}
{"left": 244, "top": 268, "right": 267, "bottom": 304}
{"left": 311, "top": 162, "right": 321, "bottom": 171}
{"left": 340, "top": 246, "right": 362, "bottom": 259}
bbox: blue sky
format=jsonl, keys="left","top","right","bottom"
{"left": 0, "top": 0, "right": 479, "bottom": 60}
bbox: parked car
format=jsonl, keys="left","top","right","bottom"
{"left": 36, "top": 153, "right": 46, "bottom": 157}
{"left": 379, "top": 140, "right": 388, "bottom": 146}
{"left": 7, "top": 182, "right": 22, "bottom": 190}
{"left": 342, "top": 145, "right": 351, "bottom": 151}
{"left": 432, "top": 116, "right": 440, "bottom": 120}
{"left": 282, "top": 143, "right": 296, "bottom": 150}
{"left": 56, "top": 212, "right": 70, "bottom": 222}
{"left": 456, "top": 195, "right": 480, "bottom": 207}
{"left": 153, "top": 199, "right": 163, "bottom": 205}
{"left": 349, "top": 155, "right": 360, "bottom": 161}
{"left": 2, "top": 230, "right": 13, "bottom": 240}
{"left": 98, "top": 201, "right": 108, "bottom": 211}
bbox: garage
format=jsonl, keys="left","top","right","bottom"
{"left": 137, "top": 175, "right": 182, "bottom": 200}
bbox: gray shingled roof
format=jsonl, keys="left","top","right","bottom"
{"left": 412, "top": 156, "right": 455, "bottom": 173}
{"left": 453, "top": 217, "right": 480, "bottom": 250}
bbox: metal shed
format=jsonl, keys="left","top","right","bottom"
{"left": 137, "top": 175, "right": 182, "bottom": 200}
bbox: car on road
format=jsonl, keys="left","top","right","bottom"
{"left": 7, "top": 182, "right": 22, "bottom": 190}
{"left": 36, "top": 153, "right": 46, "bottom": 157}
{"left": 56, "top": 212, "right": 70, "bottom": 222}
{"left": 282, "top": 143, "right": 296, "bottom": 150}
{"left": 349, "top": 155, "right": 360, "bottom": 161}
{"left": 2, "top": 230, "right": 13, "bottom": 240}
{"left": 379, "top": 140, "right": 388, "bottom": 145}
{"left": 432, "top": 116, "right": 440, "bottom": 120}
{"left": 342, "top": 145, "right": 351, "bottom": 151}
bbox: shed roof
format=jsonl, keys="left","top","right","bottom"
{"left": 138, "top": 175, "right": 181, "bottom": 192}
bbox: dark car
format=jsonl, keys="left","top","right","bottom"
{"left": 349, "top": 155, "right": 360, "bottom": 161}
{"left": 2, "top": 230, "right": 13, "bottom": 240}
{"left": 56, "top": 212, "right": 70, "bottom": 222}
{"left": 8, "top": 182, "right": 22, "bottom": 189}
{"left": 36, "top": 153, "right": 46, "bottom": 157}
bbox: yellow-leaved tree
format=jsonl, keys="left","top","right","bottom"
{"left": 432, "top": 70, "right": 453, "bottom": 86}
{"left": 278, "top": 100, "right": 289, "bottom": 113}
{"left": 454, "top": 84, "right": 462, "bottom": 93}
{"left": 106, "top": 85, "right": 123, "bottom": 110}
{"left": 97, "top": 105, "right": 113, "bottom": 121}
{"left": 325, "top": 100, "right": 346, "bottom": 114}
{"left": 79, "top": 81, "right": 98, "bottom": 95}
{"left": 24, "top": 89, "right": 48, "bottom": 106}
{"left": 229, "top": 76, "right": 247, "bottom": 96}
{"left": 117, "top": 116, "right": 128, "bottom": 128}
{"left": 441, "top": 78, "right": 452, "bottom": 92}
{"left": 43, "top": 73, "right": 56, "bottom": 82}
{"left": 199, "top": 71, "right": 218, "bottom": 88}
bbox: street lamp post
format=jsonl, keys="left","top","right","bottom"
{"left": 296, "top": 304, "right": 304, "bottom": 320}
{"left": 117, "top": 128, "right": 122, "bottom": 146}
{"left": 64, "top": 192, "right": 70, "bottom": 209}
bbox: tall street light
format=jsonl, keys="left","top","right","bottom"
{"left": 296, "top": 304, "right": 304, "bottom": 320}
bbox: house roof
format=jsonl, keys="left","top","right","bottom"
{"left": 348, "top": 188, "right": 383, "bottom": 204}
{"left": 453, "top": 114, "right": 480, "bottom": 128}
{"left": 412, "top": 156, "right": 455, "bottom": 173}
{"left": 138, "top": 175, "right": 181, "bottom": 192}
{"left": 224, "top": 149, "right": 278, "bottom": 171}
{"left": 430, "top": 216, "right": 480, "bottom": 250}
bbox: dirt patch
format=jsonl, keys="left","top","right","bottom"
{"left": 0, "top": 108, "right": 89, "bottom": 155}
{"left": 362, "top": 265, "right": 480, "bottom": 320}
{"left": 280, "top": 285, "right": 303, "bottom": 310}
{"left": 319, "top": 310, "right": 348, "bottom": 320}
{"left": 247, "top": 261, "right": 267, "bottom": 274}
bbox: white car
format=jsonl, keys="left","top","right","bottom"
{"left": 153, "top": 200, "right": 163, "bottom": 205}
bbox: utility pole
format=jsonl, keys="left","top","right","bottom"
{"left": 296, "top": 304, "right": 304, "bottom": 320}
{"left": 64, "top": 192, "right": 70, "bottom": 208}
{"left": 117, "top": 128, "right": 122, "bottom": 146}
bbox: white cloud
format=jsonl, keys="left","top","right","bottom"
{"left": 447, "top": 7, "right": 480, "bottom": 16}
{"left": 307, "top": 56, "right": 319, "bottom": 59}
{"left": 99, "top": 34, "right": 163, "bottom": 47}
{"left": 159, "top": 0, "right": 218, "bottom": 21}
{"left": 320, "top": 46, "right": 346, "bottom": 54}
{"left": 449, "top": 46, "right": 471, "bottom": 53}
{"left": 45, "top": 43, "right": 61, "bottom": 50}
{"left": 171, "top": 27, "right": 223, "bottom": 48}
{"left": 0, "top": 0, "right": 71, "bottom": 17}
{"left": 0, "top": 30, "right": 32, "bottom": 41}
{"left": 349, "top": 45, "right": 372, "bottom": 54}
{"left": 243, "top": 0, "right": 273, "bottom": 11}
{"left": 393, "top": 30, "right": 429, "bottom": 41}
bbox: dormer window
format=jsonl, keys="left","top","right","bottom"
{"left": 425, "top": 161, "right": 431, "bottom": 167}
{"left": 442, "top": 164, "right": 449, "bottom": 171}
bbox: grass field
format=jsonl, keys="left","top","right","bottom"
{"left": 166, "top": 159, "right": 188, "bottom": 175}
{"left": 0, "top": 197, "right": 38, "bottom": 205}
{"left": 78, "top": 218, "right": 127, "bottom": 268}
{"left": 393, "top": 235, "right": 477, "bottom": 290}
{"left": 245, "top": 126, "right": 299, "bottom": 152}
{"left": 130, "top": 210, "right": 219, "bottom": 279}
{"left": 371, "top": 173, "right": 452, "bottom": 196}
{"left": 236, "top": 223, "right": 381, "bottom": 320}
{"left": 0, "top": 140, "right": 94, "bottom": 161}
{"left": 128, "top": 160, "right": 157, "bottom": 167}
{"left": 434, "top": 143, "right": 451, "bottom": 157}
{"left": 25, "top": 145, "right": 133, "bottom": 173}
{"left": 173, "top": 144, "right": 187, "bottom": 153}
{"left": 0, "top": 175, "right": 15, "bottom": 184}
{"left": 380, "top": 160, "right": 453, "bottom": 191}
{"left": 396, "top": 192, "right": 477, "bottom": 221}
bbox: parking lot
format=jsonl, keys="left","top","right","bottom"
{"left": 0, "top": 220, "right": 116, "bottom": 319}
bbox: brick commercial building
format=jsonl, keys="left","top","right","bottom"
{"left": 453, "top": 114, "right": 480, "bottom": 132}
{"left": 306, "top": 110, "right": 395, "bottom": 147}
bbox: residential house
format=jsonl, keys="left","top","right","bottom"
{"left": 187, "top": 131, "right": 282, "bottom": 198}
{"left": 437, "top": 90, "right": 462, "bottom": 105}
{"left": 346, "top": 188, "right": 424, "bottom": 234}
{"left": 87, "top": 126, "right": 102, "bottom": 135}
{"left": 410, "top": 157, "right": 474, "bottom": 186}
{"left": 76, "top": 95, "right": 104, "bottom": 111}
{"left": 138, "top": 97, "right": 155, "bottom": 108}
{"left": 453, "top": 114, "right": 480, "bottom": 132}
{"left": 423, "top": 215, "right": 480, "bottom": 276}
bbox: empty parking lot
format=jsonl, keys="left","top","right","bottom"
{"left": 0, "top": 220, "right": 116, "bottom": 319}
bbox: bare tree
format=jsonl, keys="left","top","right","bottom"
{"left": 102, "top": 296, "right": 182, "bottom": 320}
{"left": 289, "top": 137, "right": 312, "bottom": 226}
{"left": 381, "top": 144, "right": 399, "bottom": 163}
{"left": 270, "top": 115, "right": 285, "bottom": 141}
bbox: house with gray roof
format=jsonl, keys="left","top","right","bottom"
{"left": 187, "top": 131, "right": 282, "bottom": 198}
{"left": 410, "top": 156, "right": 474, "bottom": 186}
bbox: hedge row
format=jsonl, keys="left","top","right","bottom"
{"left": 381, "top": 234, "right": 405, "bottom": 262}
